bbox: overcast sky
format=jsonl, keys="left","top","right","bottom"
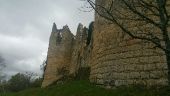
{"left": 0, "top": 0, "right": 94, "bottom": 78}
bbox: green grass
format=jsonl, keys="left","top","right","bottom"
{"left": 0, "top": 80, "right": 170, "bottom": 96}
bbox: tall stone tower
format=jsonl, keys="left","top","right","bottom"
{"left": 42, "top": 23, "right": 74, "bottom": 87}
{"left": 90, "top": 0, "right": 169, "bottom": 86}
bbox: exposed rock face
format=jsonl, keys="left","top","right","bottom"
{"left": 89, "top": 0, "right": 169, "bottom": 87}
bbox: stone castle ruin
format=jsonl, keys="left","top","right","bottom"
{"left": 42, "top": 23, "right": 92, "bottom": 87}
{"left": 42, "top": 0, "right": 169, "bottom": 87}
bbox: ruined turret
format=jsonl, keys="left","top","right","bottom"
{"left": 42, "top": 23, "right": 74, "bottom": 87}
{"left": 42, "top": 23, "right": 92, "bottom": 87}
{"left": 52, "top": 23, "right": 57, "bottom": 32}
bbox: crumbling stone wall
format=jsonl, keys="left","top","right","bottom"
{"left": 42, "top": 23, "right": 91, "bottom": 87}
{"left": 89, "top": 0, "right": 169, "bottom": 87}
{"left": 71, "top": 23, "right": 93, "bottom": 79}
{"left": 42, "top": 0, "right": 170, "bottom": 88}
{"left": 69, "top": 23, "right": 92, "bottom": 78}
{"left": 42, "top": 23, "right": 74, "bottom": 87}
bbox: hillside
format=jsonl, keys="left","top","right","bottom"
{"left": 1, "top": 80, "right": 170, "bottom": 96}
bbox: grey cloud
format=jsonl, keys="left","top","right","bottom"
{"left": 0, "top": 0, "right": 94, "bottom": 78}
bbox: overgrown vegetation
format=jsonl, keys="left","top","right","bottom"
{"left": 0, "top": 80, "right": 170, "bottom": 96}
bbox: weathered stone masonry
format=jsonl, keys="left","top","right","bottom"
{"left": 42, "top": 0, "right": 169, "bottom": 87}
{"left": 42, "top": 23, "right": 91, "bottom": 87}
{"left": 42, "top": 23, "right": 74, "bottom": 87}
{"left": 89, "top": 0, "right": 169, "bottom": 86}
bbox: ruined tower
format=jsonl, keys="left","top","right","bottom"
{"left": 42, "top": 23, "right": 74, "bottom": 87}
{"left": 42, "top": 23, "right": 91, "bottom": 87}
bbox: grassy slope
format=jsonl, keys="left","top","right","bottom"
{"left": 0, "top": 80, "right": 170, "bottom": 96}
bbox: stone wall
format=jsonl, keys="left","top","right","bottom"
{"left": 42, "top": 0, "right": 170, "bottom": 88}
{"left": 89, "top": 0, "right": 169, "bottom": 87}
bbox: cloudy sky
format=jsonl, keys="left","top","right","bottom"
{"left": 0, "top": 0, "right": 94, "bottom": 78}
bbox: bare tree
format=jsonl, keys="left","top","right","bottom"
{"left": 84, "top": 0, "right": 170, "bottom": 84}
